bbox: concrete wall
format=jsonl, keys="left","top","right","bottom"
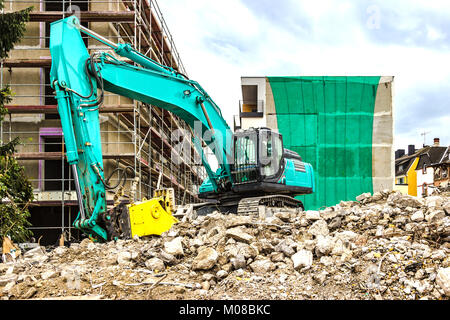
{"left": 372, "top": 76, "right": 395, "bottom": 192}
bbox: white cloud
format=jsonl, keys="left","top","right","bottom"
{"left": 426, "top": 25, "right": 446, "bottom": 41}
{"left": 158, "top": 0, "right": 450, "bottom": 149}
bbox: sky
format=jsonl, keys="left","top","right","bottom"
{"left": 158, "top": 0, "right": 450, "bottom": 152}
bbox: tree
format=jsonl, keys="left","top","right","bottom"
{"left": 0, "top": 1, "right": 34, "bottom": 246}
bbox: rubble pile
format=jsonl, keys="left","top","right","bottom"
{"left": 1, "top": 190, "right": 449, "bottom": 300}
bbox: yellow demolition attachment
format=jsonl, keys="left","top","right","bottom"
{"left": 127, "top": 188, "right": 179, "bottom": 237}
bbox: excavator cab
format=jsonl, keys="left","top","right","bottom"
{"left": 198, "top": 127, "right": 314, "bottom": 213}
{"left": 199, "top": 127, "right": 314, "bottom": 203}
{"left": 232, "top": 127, "right": 283, "bottom": 185}
{"left": 232, "top": 126, "right": 311, "bottom": 194}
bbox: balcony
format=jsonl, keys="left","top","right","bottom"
{"left": 239, "top": 100, "right": 264, "bottom": 118}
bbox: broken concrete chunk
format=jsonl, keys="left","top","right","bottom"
{"left": 158, "top": 250, "right": 177, "bottom": 265}
{"left": 273, "top": 210, "right": 292, "bottom": 222}
{"left": 264, "top": 216, "right": 284, "bottom": 225}
{"left": 328, "top": 216, "right": 342, "bottom": 230}
{"left": 305, "top": 210, "right": 321, "bottom": 221}
{"left": 270, "top": 252, "right": 285, "bottom": 262}
{"left": 320, "top": 256, "right": 334, "bottom": 266}
{"left": 225, "top": 227, "right": 255, "bottom": 244}
{"left": 117, "top": 251, "right": 132, "bottom": 265}
{"left": 371, "top": 192, "right": 383, "bottom": 201}
{"left": 79, "top": 238, "right": 91, "bottom": 247}
{"left": 321, "top": 208, "right": 338, "bottom": 221}
{"left": 436, "top": 268, "right": 450, "bottom": 296}
{"left": 291, "top": 250, "right": 313, "bottom": 270}
{"left": 0, "top": 274, "right": 18, "bottom": 286}
{"left": 41, "top": 270, "right": 57, "bottom": 280}
{"left": 425, "top": 196, "right": 444, "bottom": 209}
{"left": 216, "top": 270, "right": 228, "bottom": 279}
{"left": 53, "top": 246, "right": 67, "bottom": 256}
{"left": 163, "top": 237, "right": 184, "bottom": 256}
{"left": 426, "top": 210, "right": 445, "bottom": 223}
{"left": 315, "top": 235, "right": 333, "bottom": 257}
{"left": 356, "top": 192, "right": 371, "bottom": 202}
{"left": 23, "top": 246, "right": 45, "bottom": 258}
{"left": 249, "top": 259, "right": 276, "bottom": 274}
{"left": 313, "top": 270, "right": 329, "bottom": 284}
{"left": 2, "top": 281, "right": 15, "bottom": 294}
{"left": 411, "top": 210, "right": 424, "bottom": 222}
{"left": 87, "top": 242, "right": 97, "bottom": 251}
{"left": 192, "top": 247, "right": 218, "bottom": 271}
{"left": 230, "top": 254, "right": 246, "bottom": 270}
{"left": 389, "top": 193, "right": 423, "bottom": 208}
{"left": 225, "top": 215, "right": 253, "bottom": 228}
{"left": 335, "top": 231, "right": 358, "bottom": 242}
{"left": 145, "top": 257, "right": 165, "bottom": 271}
{"left": 274, "top": 239, "right": 295, "bottom": 257}
{"left": 308, "top": 219, "right": 329, "bottom": 237}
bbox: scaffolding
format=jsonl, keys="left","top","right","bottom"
{"left": 0, "top": 0, "right": 206, "bottom": 244}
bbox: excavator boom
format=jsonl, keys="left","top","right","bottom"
{"left": 49, "top": 16, "right": 315, "bottom": 241}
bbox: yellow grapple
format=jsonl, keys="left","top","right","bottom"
{"left": 126, "top": 188, "right": 178, "bottom": 237}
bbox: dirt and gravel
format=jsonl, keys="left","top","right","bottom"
{"left": 1, "top": 190, "right": 449, "bottom": 300}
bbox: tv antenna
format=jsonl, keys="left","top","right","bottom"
{"left": 420, "top": 130, "right": 431, "bottom": 147}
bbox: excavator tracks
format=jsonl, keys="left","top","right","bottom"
{"left": 237, "top": 195, "right": 304, "bottom": 216}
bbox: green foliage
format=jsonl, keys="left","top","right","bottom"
{"left": 0, "top": 6, "right": 33, "bottom": 59}
{"left": 0, "top": 2, "right": 34, "bottom": 245}
{"left": 0, "top": 140, "right": 33, "bottom": 243}
{"left": 0, "top": 85, "right": 13, "bottom": 122}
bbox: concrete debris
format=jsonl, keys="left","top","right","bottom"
{"left": 163, "top": 237, "right": 184, "bottom": 256}
{"left": 292, "top": 250, "right": 313, "bottom": 270}
{"left": 0, "top": 190, "right": 449, "bottom": 300}
{"left": 308, "top": 219, "right": 329, "bottom": 237}
{"left": 0, "top": 274, "right": 18, "bottom": 286}
{"left": 436, "top": 268, "right": 450, "bottom": 296}
{"left": 117, "top": 251, "right": 133, "bottom": 266}
{"left": 230, "top": 254, "right": 246, "bottom": 270}
{"left": 411, "top": 211, "right": 425, "bottom": 222}
{"left": 225, "top": 227, "right": 255, "bottom": 244}
{"left": 191, "top": 248, "right": 218, "bottom": 271}
{"left": 249, "top": 259, "right": 276, "bottom": 274}
{"left": 305, "top": 210, "right": 321, "bottom": 221}
{"left": 145, "top": 258, "right": 165, "bottom": 272}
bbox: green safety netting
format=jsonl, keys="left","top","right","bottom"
{"left": 268, "top": 76, "right": 381, "bottom": 210}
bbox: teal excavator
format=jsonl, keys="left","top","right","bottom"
{"left": 49, "top": 16, "right": 315, "bottom": 242}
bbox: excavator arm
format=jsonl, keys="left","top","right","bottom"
{"left": 50, "top": 16, "right": 233, "bottom": 240}
{"left": 50, "top": 16, "right": 315, "bottom": 241}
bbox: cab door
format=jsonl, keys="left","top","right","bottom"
{"left": 259, "top": 129, "right": 284, "bottom": 181}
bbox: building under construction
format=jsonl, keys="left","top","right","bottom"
{"left": 1, "top": 0, "right": 206, "bottom": 244}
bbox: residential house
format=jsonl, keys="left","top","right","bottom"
{"left": 395, "top": 138, "right": 448, "bottom": 197}
{"left": 430, "top": 145, "right": 450, "bottom": 191}
{"left": 415, "top": 139, "right": 448, "bottom": 197}
{"left": 394, "top": 145, "right": 419, "bottom": 195}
